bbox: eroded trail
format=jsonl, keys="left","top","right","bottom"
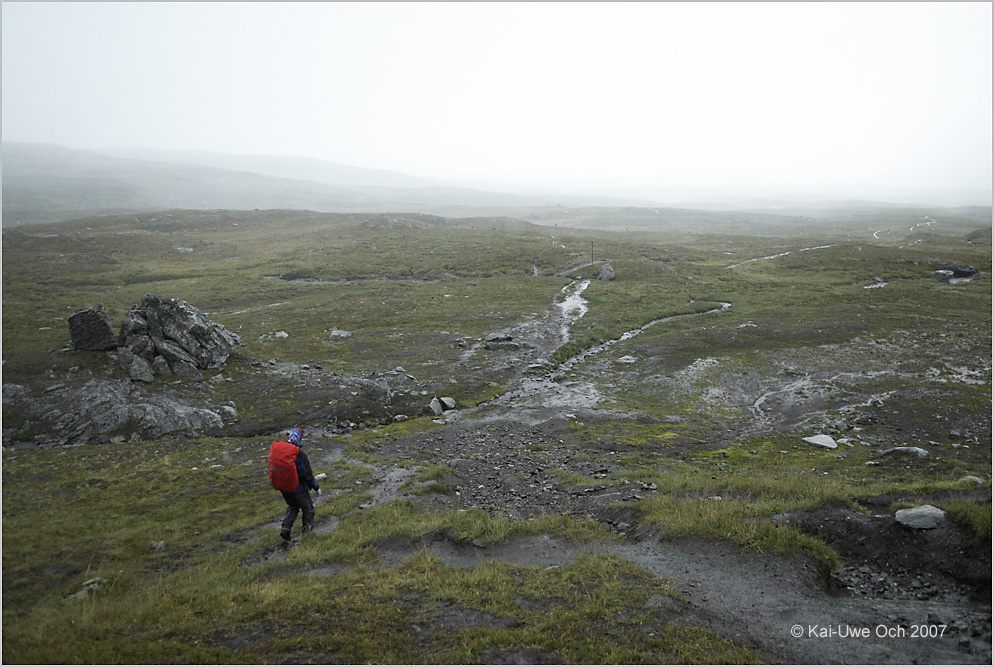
{"left": 251, "top": 276, "right": 990, "bottom": 665}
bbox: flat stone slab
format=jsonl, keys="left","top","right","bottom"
{"left": 802, "top": 434, "right": 838, "bottom": 449}
{"left": 879, "top": 446, "right": 929, "bottom": 459}
{"left": 895, "top": 504, "right": 946, "bottom": 530}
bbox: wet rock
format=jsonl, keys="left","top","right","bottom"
{"left": 802, "top": 434, "right": 838, "bottom": 449}
{"left": 359, "top": 377, "right": 392, "bottom": 404}
{"left": 117, "top": 347, "right": 155, "bottom": 382}
{"left": 931, "top": 264, "right": 979, "bottom": 283}
{"left": 120, "top": 294, "right": 240, "bottom": 374}
{"left": 68, "top": 304, "right": 118, "bottom": 351}
{"left": 895, "top": 504, "right": 946, "bottom": 530}
{"left": 598, "top": 263, "right": 615, "bottom": 281}
{"left": 278, "top": 269, "right": 301, "bottom": 280}
{"left": 878, "top": 446, "right": 929, "bottom": 459}
{"left": 171, "top": 360, "right": 203, "bottom": 381}
{"left": 151, "top": 356, "right": 172, "bottom": 376}
{"left": 484, "top": 333, "right": 520, "bottom": 350}
{"left": 2, "top": 384, "right": 28, "bottom": 403}
{"left": 50, "top": 378, "right": 223, "bottom": 442}
{"left": 426, "top": 397, "right": 444, "bottom": 416}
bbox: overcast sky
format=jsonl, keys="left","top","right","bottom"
{"left": 3, "top": 2, "right": 991, "bottom": 198}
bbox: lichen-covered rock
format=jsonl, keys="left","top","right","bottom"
{"left": 117, "top": 347, "right": 155, "bottom": 382}
{"left": 598, "top": 263, "right": 615, "bottom": 281}
{"left": 51, "top": 379, "right": 223, "bottom": 442}
{"left": 120, "top": 294, "right": 240, "bottom": 375}
{"left": 68, "top": 304, "right": 118, "bottom": 351}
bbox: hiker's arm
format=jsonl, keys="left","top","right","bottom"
{"left": 297, "top": 450, "right": 318, "bottom": 490}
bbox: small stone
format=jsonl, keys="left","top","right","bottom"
{"left": 959, "top": 475, "right": 985, "bottom": 485}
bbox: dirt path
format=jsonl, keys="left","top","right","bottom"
{"left": 259, "top": 415, "right": 991, "bottom": 665}
{"left": 258, "top": 279, "right": 990, "bottom": 664}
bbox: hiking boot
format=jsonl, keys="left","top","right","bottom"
{"left": 280, "top": 528, "right": 291, "bottom": 542}
{"left": 301, "top": 524, "right": 313, "bottom": 536}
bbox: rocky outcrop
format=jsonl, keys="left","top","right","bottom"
{"left": 68, "top": 304, "right": 118, "bottom": 351}
{"left": 425, "top": 396, "right": 457, "bottom": 416}
{"left": 931, "top": 264, "right": 979, "bottom": 283}
{"left": 598, "top": 263, "right": 615, "bottom": 281}
{"left": 120, "top": 294, "right": 240, "bottom": 376}
{"left": 117, "top": 348, "right": 155, "bottom": 382}
{"left": 484, "top": 333, "right": 520, "bottom": 351}
{"left": 43, "top": 379, "right": 224, "bottom": 443}
{"left": 359, "top": 377, "right": 392, "bottom": 404}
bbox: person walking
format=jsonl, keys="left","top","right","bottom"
{"left": 267, "top": 427, "right": 320, "bottom": 541}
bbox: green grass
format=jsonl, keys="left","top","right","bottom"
{"left": 944, "top": 500, "right": 993, "bottom": 537}
{"left": 2, "top": 438, "right": 755, "bottom": 664}
{"left": 3, "top": 206, "right": 991, "bottom": 663}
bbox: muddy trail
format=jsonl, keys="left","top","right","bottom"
{"left": 251, "top": 415, "right": 991, "bottom": 665}
{"left": 251, "top": 274, "right": 990, "bottom": 664}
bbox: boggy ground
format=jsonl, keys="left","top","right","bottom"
{"left": 256, "top": 412, "right": 991, "bottom": 665}
{"left": 246, "top": 272, "right": 991, "bottom": 664}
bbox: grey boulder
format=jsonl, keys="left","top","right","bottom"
{"left": 68, "top": 304, "right": 118, "bottom": 351}
{"left": 802, "top": 434, "right": 838, "bottom": 450}
{"left": 878, "top": 446, "right": 929, "bottom": 459}
{"left": 121, "top": 294, "right": 240, "bottom": 375}
{"left": 895, "top": 504, "right": 946, "bottom": 530}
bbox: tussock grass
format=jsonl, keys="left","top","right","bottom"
{"left": 4, "top": 207, "right": 990, "bottom": 662}
{"left": 944, "top": 500, "right": 993, "bottom": 537}
{"left": 4, "top": 437, "right": 748, "bottom": 664}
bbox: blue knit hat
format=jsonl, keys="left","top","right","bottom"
{"left": 288, "top": 427, "right": 303, "bottom": 446}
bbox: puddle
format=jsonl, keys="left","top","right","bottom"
{"left": 360, "top": 466, "right": 421, "bottom": 508}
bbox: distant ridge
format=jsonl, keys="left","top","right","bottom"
{"left": 96, "top": 147, "right": 440, "bottom": 190}
{"left": 1, "top": 143, "right": 655, "bottom": 227}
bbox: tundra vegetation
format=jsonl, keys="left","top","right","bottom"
{"left": 2, "top": 206, "right": 991, "bottom": 663}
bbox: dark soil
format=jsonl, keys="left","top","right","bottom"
{"left": 265, "top": 412, "right": 993, "bottom": 665}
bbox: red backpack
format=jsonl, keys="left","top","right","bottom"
{"left": 268, "top": 440, "right": 300, "bottom": 492}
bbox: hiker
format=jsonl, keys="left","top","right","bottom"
{"left": 268, "top": 427, "right": 320, "bottom": 541}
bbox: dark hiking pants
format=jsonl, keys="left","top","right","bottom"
{"left": 280, "top": 487, "right": 315, "bottom": 533}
